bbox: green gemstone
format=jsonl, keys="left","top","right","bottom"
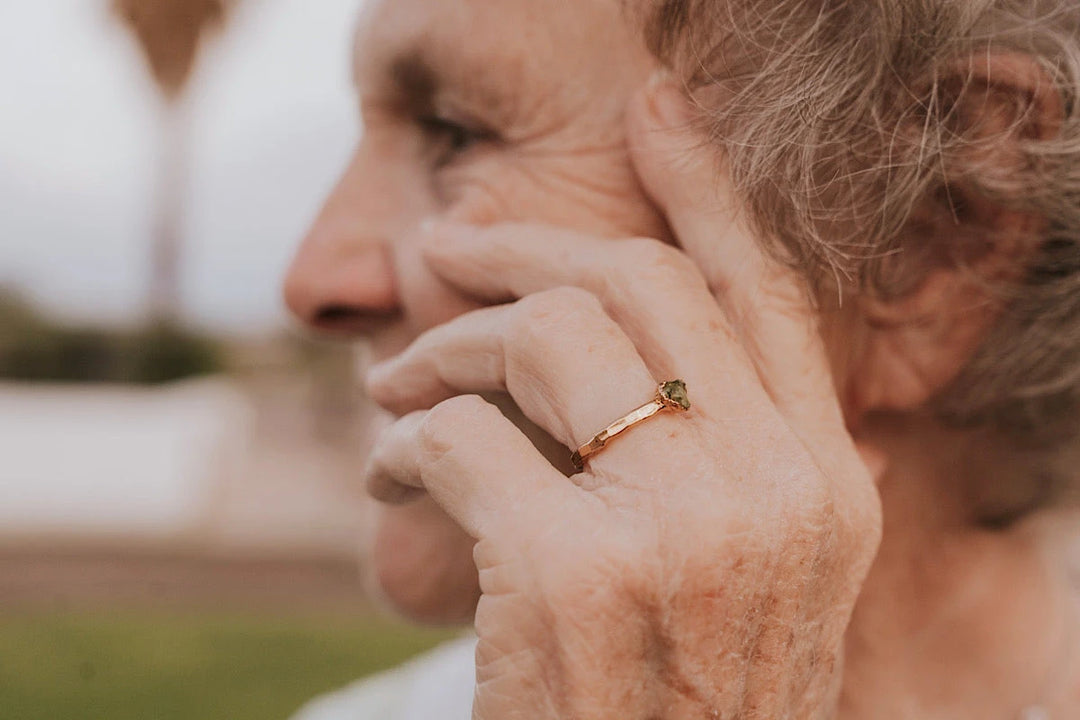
{"left": 660, "top": 380, "right": 691, "bottom": 410}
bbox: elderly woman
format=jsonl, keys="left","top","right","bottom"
{"left": 285, "top": 0, "right": 1080, "bottom": 717}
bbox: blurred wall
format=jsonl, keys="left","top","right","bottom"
{"left": 0, "top": 0, "right": 361, "bottom": 331}
{"left": 0, "top": 0, "right": 379, "bottom": 610}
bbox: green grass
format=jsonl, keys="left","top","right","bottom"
{"left": 0, "top": 611, "right": 460, "bottom": 720}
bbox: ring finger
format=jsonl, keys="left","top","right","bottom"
{"left": 420, "top": 223, "right": 767, "bottom": 418}
{"left": 366, "top": 286, "right": 689, "bottom": 478}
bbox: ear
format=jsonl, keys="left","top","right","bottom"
{"left": 844, "top": 51, "right": 1064, "bottom": 421}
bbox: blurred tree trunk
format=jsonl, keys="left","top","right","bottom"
{"left": 111, "top": 0, "right": 228, "bottom": 324}
{"left": 147, "top": 98, "right": 191, "bottom": 323}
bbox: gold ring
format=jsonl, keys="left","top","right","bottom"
{"left": 571, "top": 380, "right": 691, "bottom": 470}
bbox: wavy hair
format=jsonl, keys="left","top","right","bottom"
{"left": 646, "top": 1, "right": 1080, "bottom": 494}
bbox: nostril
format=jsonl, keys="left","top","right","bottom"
{"left": 316, "top": 305, "right": 365, "bottom": 323}
{"left": 311, "top": 305, "right": 402, "bottom": 335}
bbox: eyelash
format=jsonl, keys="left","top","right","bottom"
{"left": 417, "top": 114, "right": 495, "bottom": 167}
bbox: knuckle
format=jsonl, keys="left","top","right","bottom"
{"left": 527, "top": 286, "right": 602, "bottom": 316}
{"left": 780, "top": 472, "right": 881, "bottom": 574}
{"left": 420, "top": 394, "right": 493, "bottom": 452}
{"left": 613, "top": 237, "right": 699, "bottom": 289}
{"left": 511, "top": 287, "right": 604, "bottom": 342}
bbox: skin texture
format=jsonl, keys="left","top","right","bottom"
{"left": 285, "top": 0, "right": 1080, "bottom": 716}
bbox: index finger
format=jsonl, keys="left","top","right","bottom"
{"left": 420, "top": 222, "right": 767, "bottom": 417}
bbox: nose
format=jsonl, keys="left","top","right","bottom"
{"left": 284, "top": 160, "right": 402, "bottom": 336}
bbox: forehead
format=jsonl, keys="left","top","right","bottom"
{"left": 353, "top": 0, "right": 646, "bottom": 104}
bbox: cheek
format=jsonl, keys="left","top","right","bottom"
{"left": 440, "top": 164, "right": 533, "bottom": 226}
{"left": 392, "top": 152, "right": 667, "bottom": 336}
{"left": 388, "top": 167, "right": 537, "bottom": 335}
{"left": 439, "top": 156, "right": 661, "bottom": 238}
{"left": 369, "top": 498, "right": 480, "bottom": 624}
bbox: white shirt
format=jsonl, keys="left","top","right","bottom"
{"left": 290, "top": 634, "right": 478, "bottom": 720}
{"left": 290, "top": 633, "right": 1055, "bottom": 719}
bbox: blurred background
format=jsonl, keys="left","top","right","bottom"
{"left": 0, "top": 2, "right": 455, "bottom": 718}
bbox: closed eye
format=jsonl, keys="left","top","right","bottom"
{"left": 417, "top": 114, "right": 497, "bottom": 167}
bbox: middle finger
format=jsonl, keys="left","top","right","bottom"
{"left": 420, "top": 221, "right": 762, "bottom": 412}
{"left": 366, "top": 286, "right": 693, "bottom": 477}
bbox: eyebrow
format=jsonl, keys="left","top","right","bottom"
{"left": 355, "top": 39, "right": 521, "bottom": 129}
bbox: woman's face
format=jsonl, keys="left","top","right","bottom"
{"left": 286, "top": 0, "right": 666, "bottom": 361}
{"left": 284, "top": 0, "right": 668, "bottom": 620}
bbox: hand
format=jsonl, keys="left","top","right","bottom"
{"left": 363, "top": 81, "right": 882, "bottom": 719}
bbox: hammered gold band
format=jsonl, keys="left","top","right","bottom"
{"left": 571, "top": 380, "right": 691, "bottom": 470}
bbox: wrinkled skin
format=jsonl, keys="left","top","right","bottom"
{"left": 286, "top": 0, "right": 666, "bottom": 626}
{"left": 361, "top": 86, "right": 881, "bottom": 715}
{"left": 285, "top": 0, "right": 1080, "bottom": 717}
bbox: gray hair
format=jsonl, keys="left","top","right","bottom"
{"left": 646, "top": 0, "right": 1080, "bottom": 513}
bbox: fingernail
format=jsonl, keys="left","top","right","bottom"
{"left": 419, "top": 219, "right": 472, "bottom": 238}
{"left": 416, "top": 220, "right": 443, "bottom": 254}
{"left": 418, "top": 221, "right": 477, "bottom": 258}
{"left": 365, "top": 360, "right": 394, "bottom": 391}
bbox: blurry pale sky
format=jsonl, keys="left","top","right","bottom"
{"left": 0, "top": 0, "right": 362, "bottom": 331}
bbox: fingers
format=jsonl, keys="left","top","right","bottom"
{"left": 626, "top": 79, "right": 848, "bottom": 437}
{"left": 365, "top": 394, "right": 573, "bottom": 538}
{"left": 367, "top": 286, "right": 666, "bottom": 465}
{"left": 420, "top": 225, "right": 764, "bottom": 415}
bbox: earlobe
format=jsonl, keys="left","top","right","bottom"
{"left": 843, "top": 51, "right": 1064, "bottom": 419}
{"left": 847, "top": 270, "right": 1003, "bottom": 416}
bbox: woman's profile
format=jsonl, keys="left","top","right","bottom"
{"left": 285, "top": 0, "right": 1080, "bottom": 717}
